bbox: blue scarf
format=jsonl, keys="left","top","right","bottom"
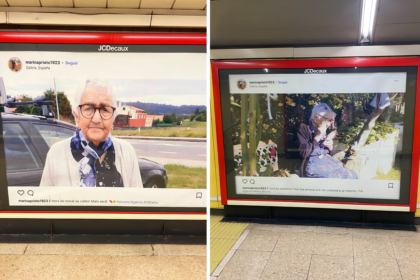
{"left": 70, "top": 128, "right": 113, "bottom": 187}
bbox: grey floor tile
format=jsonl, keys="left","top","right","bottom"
{"left": 110, "top": 256, "right": 162, "bottom": 280}
{"left": 397, "top": 257, "right": 420, "bottom": 280}
{"left": 25, "top": 243, "right": 153, "bottom": 256}
{"left": 0, "top": 243, "right": 27, "bottom": 255}
{"left": 308, "top": 255, "right": 354, "bottom": 280}
{"left": 218, "top": 250, "right": 271, "bottom": 280}
{"left": 152, "top": 244, "right": 206, "bottom": 256}
{"left": 13, "top": 255, "right": 67, "bottom": 280}
{"left": 238, "top": 230, "right": 280, "bottom": 252}
{"left": 246, "top": 223, "right": 256, "bottom": 230}
{"left": 231, "top": 230, "right": 250, "bottom": 250}
{"left": 388, "top": 229, "right": 420, "bottom": 239}
{"left": 274, "top": 232, "right": 317, "bottom": 254}
{"left": 316, "top": 226, "right": 356, "bottom": 235}
{"left": 253, "top": 224, "right": 321, "bottom": 233}
{"left": 313, "top": 233, "right": 353, "bottom": 257}
{"left": 61, "top": 255, "right": 114, "bottom": 280}
{"left": 0, "top": 255, "right": 22, "bottom": 279}
{"left": 260, "top": 253, "right": 311, "bottom": 280}
{"left": 352, "top": 228, "right": 396, "bottom": 237}
{"left": 390, "top": 236, "right": 420, "bottom": 260}
{"left": 212, "top": 249, "right": 236, "bottom": 277}
{"left": 353, "top": 235, "right": 394, "bottom": 259}
{"left": 155, "top": 256, "right": 206, "bottom": 280}
{"left": 354, "top": 256, "right": 402, "bottom": 280}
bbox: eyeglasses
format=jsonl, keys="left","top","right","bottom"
{"left": 317, "top": 114, "right": 333, "bottom": 123}
{"left": 78, "top": 104, "right": 116, "bottom": 120}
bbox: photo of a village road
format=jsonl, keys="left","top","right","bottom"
{"left": 122, "top": 138, "right": 206, "bottom": 168}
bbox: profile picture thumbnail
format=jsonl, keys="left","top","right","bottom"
{"left": 8, "top": 57, "right": 22, "bottom": 72}
{"left": 237, "top": 79, "right": 247, "bottom": 90}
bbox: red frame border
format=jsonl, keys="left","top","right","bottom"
{"left": 0, "top": 211, "right": 205, "bottom": 215}
{"left": 0, "top": 31, "right": 206, "bottom": 45}
{"left": 211, "top": 58, "right": 420, "bottom": 212}
{"left": 0, "top": 31, "right": 206, "bottom": 216}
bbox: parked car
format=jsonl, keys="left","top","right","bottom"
{"left": 2, "top": 113, "right": 167, "bottom": 188}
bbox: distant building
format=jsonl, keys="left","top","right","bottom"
{"left": 145, "top": 115, "right": 164, "bottom": 127}
{"left": 114, "top": 103, "right": 147, "bottom": 128}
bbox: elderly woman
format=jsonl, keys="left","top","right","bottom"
{"left": 297, "top": 103, "right": 357, "bottom": 179}
{"left": 40, "top": 79, "right": 143, "bottom": 187}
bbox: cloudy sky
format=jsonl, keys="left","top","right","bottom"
{"left": 1, "top": 51, "right": 206, "bottom": 107}
{"left": 2, "top": 77, "right": 206, "bottom": 107}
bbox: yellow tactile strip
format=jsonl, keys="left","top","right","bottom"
{"left": 210, "top": 215, "right": 249, "bottom": 274}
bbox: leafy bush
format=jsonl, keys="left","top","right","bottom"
{"left": 189, "top": 114, "right": 196, "bottom": 121}
{"left": 156, "top": 123, "right": 175, "bottom": 127}
{"left": 194, "top": 114, "right": 206, "bottom": 122}
{"left": 337, "top": 120, "right": 399, "bottom": 147}
{"left": 163, "top": 112, "right": 176, "bottom": 124}
{"left": 389, "top": 111, "right": 404, "bottom": 123}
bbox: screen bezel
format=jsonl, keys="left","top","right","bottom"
{"left": 212, "top": 58, "right": 420, "bottom": 212}
{"left": 0, "top": 32, "right": 207, "bottom": 218}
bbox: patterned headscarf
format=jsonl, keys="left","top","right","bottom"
{"left": 310, "top": 103, "right": 336, "bottom": 129}
{"left": 70, "top": 128, "right": 113, "bottom": 187}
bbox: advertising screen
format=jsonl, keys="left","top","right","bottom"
{"left": 217, "top": 65, "right": 417, "bottom": 206}
{"left": 0, "top": 36, "right": 207, "bottom": 214}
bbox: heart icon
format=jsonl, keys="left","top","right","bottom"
{"left": 242, "top": 179, "right": 248, "bottom": 184}
{"left": 17, "top": 190, "right": 24, "bottom": 196}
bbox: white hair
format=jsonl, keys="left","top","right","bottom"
{"left": 72, "top": 79, "right": 117, "bottom": 122}
{"left": 310, "top": 103, "right": 336, "bottom": 122}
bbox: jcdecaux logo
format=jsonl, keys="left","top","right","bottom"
{"left": 98, "top": 45, "right": 129, "bottom": 52}
{"left": 304, "top": 69, "right": 327, "bottom": 74}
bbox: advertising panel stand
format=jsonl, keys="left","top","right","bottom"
{"left": 0, "top": 32, "right": 207, "bottom": 243}
{"left": 212, "top": 58, "right": 419, "bottom": 228}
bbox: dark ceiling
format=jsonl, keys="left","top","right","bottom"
{"left": 210, "top": 0, "right": 420, "bottom": 49}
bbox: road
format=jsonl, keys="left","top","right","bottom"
{"left": 124, "top": 139, "right": 207, "bottom": 168}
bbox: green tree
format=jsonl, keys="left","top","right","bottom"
{"left": 163, "top": 113, "right": 176, "bottom": 124}
{"left": 44, "top": 89, "right": 72, "bottom": 120}
{"left": 14, "top": 95, "right": 33, "bottom": 114}
{"left": 194, "top": 108, "right": 200, "bottom": 115}
{"left": 153, "top": 118, "right": 160, "bottom": 126}
{"left": 30, "top": 106, "right": 42, "bottom": 116}
{"left": 176, "top": 115, "right": 184, "bottom": 122}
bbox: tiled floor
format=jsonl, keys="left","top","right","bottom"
{"left": 0, "top": 243, "right": 206, "bottom": 280}
{"left": 211, "top": 223, "right": 420, "bottom": 280}
{"left": 210, "top": 215, "right": 249, "bottom": 274}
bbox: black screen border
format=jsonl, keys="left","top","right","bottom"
{"left": 0, "top": 42, "right": 206, "bottom": 214}
{"left": 218, "top": 66, "right": 417, "bottom": 205}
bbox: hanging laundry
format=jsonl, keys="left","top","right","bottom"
{"left": 370, "top": 93, "right": 390, "bottom": 109}
{"left": 266, "top": 93, "right": 278, "bottom": 119}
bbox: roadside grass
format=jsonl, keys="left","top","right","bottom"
{"left": 165, "top": 164, "right": 206, "bottom": 189}
{"left": 179, "top": 121, "right": 207, "bottom": 128}
{"left": 373, "top": 159, "right": 401, "bottom": 180}
{"left": 111, "top": 127, "right": 206, "bottom": 138}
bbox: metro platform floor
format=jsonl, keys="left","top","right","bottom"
{"left": 210, "top": 215, "right": 420, "bottom": 280}
{"left": 0, "top": 243, "right": 206, "bottom": 279}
